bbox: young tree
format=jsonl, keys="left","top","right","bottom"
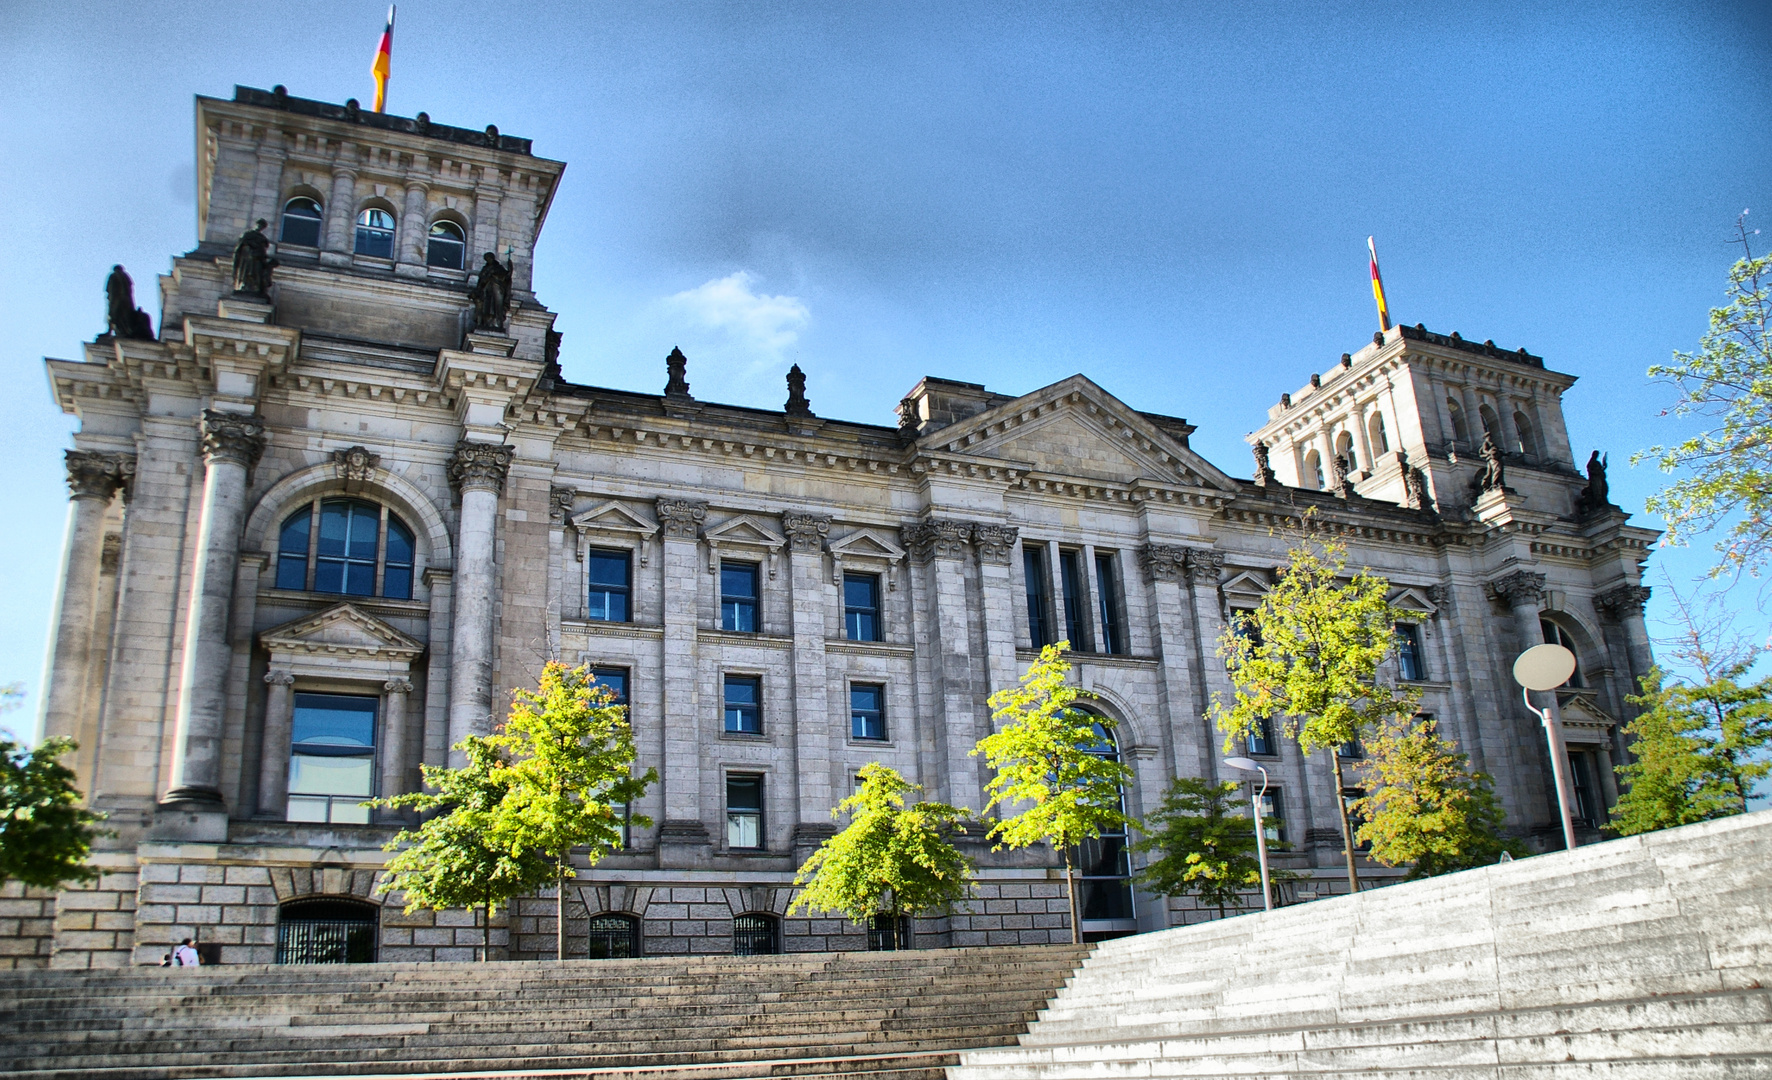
{"left": 788, "top": 763, "right": 974, "bottom": 946}
{"left": 1611, "top": 667, "right": 1772, "bottom": 834}
{"left": 973, "top": 643, "right": 1134, "bottom": 944}
{"left": 1133, "top": 776, "right": 1283, "bottom": 918}
{"left": 1347, "top": 715, "right": 1522, "bottom": 879}
{"left": 0, "top": 736, "right": 107, "bottom": 891}
{"left": 1211, "top": 531, "right": 1422, "bottom": 892}
{"left": 1636, "top": 213, "right": 1772, "bottom": 578}
{"left": 373, "top": 735, "right": 552, "bottom": 961}
{"left": 487, "top": 662, "right": 656, "bottom": 961}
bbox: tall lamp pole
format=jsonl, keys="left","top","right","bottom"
{"left": 1223, "top": 756, "right": 1272, "bottom": 912}
{"left": 1513, "top": 643, "right": 1580, "bottom": 851}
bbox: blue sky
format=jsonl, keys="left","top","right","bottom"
{"left": 2, "top": 1, "right": 1769, "bottom": 729}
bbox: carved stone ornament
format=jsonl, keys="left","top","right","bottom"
{"left": 1329, "top": 452, "right": 1352, "bottom": 498}
{"left": 264, "top": 669, "right": 295, "bottom": 687}
{"left": 383, "top": 677, "right": 415, "bottom": 695}
{"left": 656, "top": 497, "right": 708, "bottom": 539}
{"left": 1475, "top": 431, "right": 1506, "bottom": 494}
{"left": 784, "top": 365, "right": 813, "bottom": 418}
{"left": 1400, "top": 452, "right": 1433, "bottom": 511}
{"left": 200, "top": 410, "right": 267, "bottom": 468}
{"left": 971, "top": 524, "right": 1020, "bottom": 565}
{"left": 1485, "top": 570, "right": 1547, "bottom": 608}
{"left": 902, "top": 518, "right": 973, "bottom": 562}
{"left": 1595, "top": 584, "right": 1652, "bottom": 620}
{"left": 1579, "top": 451, "right": 1612, "bottom": 515}
{"left": 897, "top": 396, "right": 920, "bottom": 433}
{"left": 447, "top": 441, "right": 514, "bottom": 495}
{"left": 549, "top": 487, "right": 576, "bottom": 525}
{"left": 1252, "top": 441, "right": 1277, "bottom": 486}
{"left": 100, "top": 533, "right": 122, "bottom": 574}
{"left": 1426, "top": 583, "right": 1453, "bottom": 611}
{"left": 332, "top": 445, "right": 381, "bottom": 483}
{"left": 664, "top": 347, "right": 692, "bottom": 398}
{"left": 1183, "top": 549, "right": 1225, "bottom": 586}
{"left": 1139, "top": 544, "right": 1189, "bottom": 583}
{"left": 782, "top": 512, "right": 831, "bottom": 553}
{"left": 64, "top": 450, "right": 134, "bottom": 500}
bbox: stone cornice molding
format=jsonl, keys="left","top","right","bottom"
{"left": 782, "top": 513, "right": 832, "bottom": 554}
{"left": 971, "top": 523, "right": 1020, "bottom": 565}
{"left": 656, "top": 497, "right": 708, "bottom": 540}
{"left": 200, "top": 410, "right": 267, "bottom": 468}
{"left": 1485, "top": 570, "right": 1547, "bottom": 608}
{"left": 902, "top": 518, "right": 974, "bottom": 563}
{"left": 65, "top": 450, "right": 135, "bottom": 501}
{"left": 447, "top": 441, "right": 514, "bottom": 495}
{"left": 1138, "top": 544, "right": 1189, "bottom": 583}
{"left": 1595, "top": 584, "right": 1652, "bottom": 620}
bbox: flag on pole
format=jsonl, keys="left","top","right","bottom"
{"left": 1367, "top": 236, "right": 1391, "bottom": 332}
{"left": 371, "top": 6, "right": 395, "bottom": 113}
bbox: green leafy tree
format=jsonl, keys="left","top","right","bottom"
{"left": 373, "top": 735, "right": 552, "bottom": 961}
{"left": 1348, "top": 715, "right": 1522, "bottom": 878}
{"left": 0, "top": 735, "right": 107, "bottom": 891}
{"left": 1211, "top": 530, "right": 1422, "bottom": 892}
{"left": 788, "top": 763, "right": 974, "bottom": 945}
{"left": 973, "top": 643, "right": 1134, "bottom": 944}
{"left": 1133, "top": 776, "right": 1287, "bottom": 918}
{"left": 1636, "top": 213, "right": 1772, "bottom": 577}
{"left": 487, "top": 661, "right": 656, "bottom": 960}
{"left": 1611, "top": 667, "right": 1772, "bottom": 834}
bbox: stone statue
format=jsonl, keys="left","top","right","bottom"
{"left": 231, "top": 219, "right": 278, "bottom": 295}
{"left": 785, "top": 364, "right": 812, "bottom": 417}
{"left": 1476, "top": 431, "right": 1506, "bottom": 493}
{"left": 1580, "top": 451, "right": 1611, "bottom": 513}
{"left": 468, "top": 252, "right": 513, "bottom": 332}
{"left": 897, "top": 396, "right": 920, "bottom": 433}
{"left": 664, "top": 347, "right": 691, "bottom": 398}
{"left": 1402, "top": 454, "right": 1433, "bottom": 512}
{"left": 104, "top": 265, "right": 154, "bottom": 340}
{"left": 1252, "top": 441, "right": 1276, "bottom": 485}
{"left": 1330, "top": 451, "right": 1351, "bottom": 496}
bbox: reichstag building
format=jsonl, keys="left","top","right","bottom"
{"left": 16, "top": 86, "right": 1658, "bottom": 968}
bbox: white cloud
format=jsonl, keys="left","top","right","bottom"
{"left": 660, "top": 271, "right": 810, "bottom": 366}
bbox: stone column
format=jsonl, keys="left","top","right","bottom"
{"left": 1183, "top": 549, "right": 1228, "bottom": 784}
{"left": 256, "top": 670, "right": 295, "bottom": 818}
{"left": 656, "top": 497, "right": 710, "bottom": 859}
{"left": 164, "top": 411, "right": 265, "bottom": 807}
{"left": 378, "top": 677, "right": 414, "bottom": 822}
{"left": 904, "top": 518, "right": 981, "bottom": 812}
{"left": 322, "top": 163, "right": 359, "bottom": 259}
{"left": 398, "top": 180, "right": 430, "bottom": 270}
{"left": 973, "top": 524, "right": 1023, "bottom": 697}
{"left": 40, "top": 451, "right": 132, "bottom": 744}
{"left": 1596, "top": 585, "right": 1654, "bottom": 690}
{"left": 1138, "top": 544, "right": 1206, "bottom": 781}
{"left": 1489, "top": 570, "right": 1573, "bottom": 841}
{"left": 784, "top": 513, "right": 834, "bottom": 857}
{"left": 445, "top": 441, "right": 513, "bottom": 765}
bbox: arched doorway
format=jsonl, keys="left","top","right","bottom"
{"left": 276, "top": 897, "right": 379, "bottom": 964}
{"left": 587, "top": 913, "right": 641, "bottom": 959}
{"left": 732, "top": 913, "right": 780, "bottom": 956}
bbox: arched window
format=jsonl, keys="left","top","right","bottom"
{"left": 1368, "top": 411, "right": 1390, "bottom": 455}
{"left": 1446, "top": 397, "right": 1469, "bottom": 445}
{"left": 1334, "top": 431, "right": 1357, "bottom": 473}
{"left": 1303, "top": 449, "right": 1324, "bottom": 490}
{"left": 276, "top": 898, "right": 378, "bottom": 965}
{"left": 732, "top": 913, "right": 779, "bottom": 956}
{"left": 1513, "top": 411, "right": 1536, "bottom": 457}
{"left": 279, "top": 197, "right": 323, "bottom": 248}
{"left": 1478, "top": 404, "right": 1501, "bottom": 442}
{"left": 1077, "top": 716, "right": 1135, "bottom": 938}
{"left": 426, "top": 220, "right": 466, "bottom": 269}
{"left": 1540, "top": 619, "right": 1584, "bottom": 688}
{"left": 587, "top": 913, "right": 640, "bottom": 959}
{"left": 354, "top": 207, "right": 395, "bottom": 258}
{"left": 275, "top": 498, "right": 416, "bottom": 599}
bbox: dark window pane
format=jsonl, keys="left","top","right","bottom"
{"left": 1248, "top": 716, "right": 1275, "bottom": 757}
{"left": 1095, "top": 553, "right": 1124, "bottom": 655}
{"left": 843, "top": 572, "right": 881, "bottom": 642}
{"left": 590, "top": 668, "right": 628, "bottom": 706}
{"left": 727, "top": 775, "right": 764, "bottom": 850}
{"left": 851, "top": 683, "right": 885, "bottom": 740}
{"left": 354, "top": 209, "right": 395, "bottom": 258}
{"left": 291, "top": 693, "right": 377, "bottom": 750}
{"left": 278, "top": 199, "right": 323, "bottom": 248}
{"left": 721, "top": 562, "right": 758, "bottom": 633}
{"left": 1060, "top": 550, "right": 1087, "bottom": 648}
{"left": 1024, "top": 546, "right": 1052, "bottom": 647}
{"left": 276, "top": 506, "right": 311, "bottom": 591}
{"left": 382, "top": 565, "right": 412, "bottom": 601}
{"left": 1260, "top": 788, "right": 1287, "bottom": 844}
{"left": 426, "top": 221, "right": 465, "bottom": 269}
{"left": 315, "top": 500, "right": 379, "bottom": 598}
{"left": 312, "top": 560, "right": 345, "bottom": 594}
{"left": 724, "top": 676, "right": 761, "bottom": 734}
{"left": 1396, "top": 622, "right": 1424, "bottom": 681}
{"left": 587, "top": 549, "right": 631, "bottom": 623}
{"left": 385, "top": 518, "right": 414, "bottom": 565}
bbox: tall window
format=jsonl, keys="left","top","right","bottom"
{"left": 1078, "top": 719, "right": 1133, "bottom": 926}
{"left": 586, "top": 549, "right": 631, "bottom": 622}
{"left": 1094, "top": 552, "right": 1124, "bottom": 655}
{"left": 1446, "top": 397, "right": 1470, "bottom": 445}
{"left": 1513, "top": 410, "right": 1536, "bottom": 457}
{"left": 354, "top": 208, "right": 395, "bottom": 258}
{"left": 1247, "top": 715, "right": 1277, "bottom": 757}
{"left": 287, "top": 692, "right": 377, "bottom": 824}
{"left": 1304, "top": 449, "right": 1325, "bottom": 489}
{"left": 590, "top": 668, "right": 631, "bottom": 848}
{"left": 1334, "top": 431, "right": 1358, "bottom": 472}
{"left": 1258, "top": 786, "right": 1287, "bottom": 844}
{"left": 426, "top": 220, "right": 466, "bottom": 269}
{"left": 1568, "top": 750, "right": 1600, "bottom": 828}
{"left": 724, "top": 675, "right": 761, "bottom": 734}
{"left": 733, "top": 912, "right": 778, "bottom": 955}
{"left": 850, "top": 683, "right": 885, "bottom": 740}
{"left": 1540, "top": 619, "right": 1584, "bottom": 688}
{"left": 1368, "top": 412, "right": 1390, "bottom": 455}
{"left": 276, "top": 499, "right": 415, "bottom": 599}
{"left": 1024, "top": 545, "right": 1053, "bottom": 647}
{"left": 1478, "top": 403, "right": 1501, "bottom": 441}
{"left": 1059, "top": 549, "right": 1089, "bottom": 649}
{"left": 278, "top": 197, "right": 323, "bottom": 247}
{"left": 843, "top": 572, "right": 881, "bottom": 641}
{"left": 726, "top": 774, "right": 764, "bottom": 850}
{"left": 1395, "top": 622, "right": 1426, "bottom": 681}
{"left": 586, "top": 913, "right": 640, "bottom": 959}
{"left": 721, "top": 561, "right": 759, "bottom": 632}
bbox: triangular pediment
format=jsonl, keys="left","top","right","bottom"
{"left": 1222, "top": 570, "right": 1272, "bottom": 605}
{"left": 1389, "top": 586, "right": 1439, "bottom": 615}
{"left": 922, "top": 375, "right": 1240, "bottom": 492}
{"left": 1561, "top": 694, "right": 1617, "bottom": 735}
{"left": 571, "top": 500, "right": 657, "bottom": 537}
{"left": 828, "top": 528, "right": 907, "bottom": 562}
{"left": 703, "top": 515, "right": 787, "bottom": 549}
{"left": 260, "top": 603, "right": 424, "bottom": 658}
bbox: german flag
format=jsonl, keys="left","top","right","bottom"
{"left": 1367, "top": 236, "right": 1391, "bottom": 332}
{"left": 371, "top": 6, "right": 395, "bottom": 113}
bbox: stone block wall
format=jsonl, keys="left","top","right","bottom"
{"left": 0, "top": 883, "right": 56, "bottom": 969}
{"left": 48, "top": 859, "right": 138, "bottom": 969}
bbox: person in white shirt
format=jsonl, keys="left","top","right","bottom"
{"left": 172, "top": 939, "right": 200, "bottom": 966}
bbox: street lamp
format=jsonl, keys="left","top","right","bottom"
{"left": 1513, "top": 642, "right": 1580, "bottom": 851}
{"left": 1223, "top": 756, "right": 1272, "bottom": 912}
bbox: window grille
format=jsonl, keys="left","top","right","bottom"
{"left": 868, "top": 914, "right": 912, "bottom": 951}
{"left": 276, "top": 899, "right": 378, "bottom": 964}
{"left": 586, "top": 914, "right": 640, "bottom": 959}
{"left": 732, "top": 913, "right": 779, "bottom": 955}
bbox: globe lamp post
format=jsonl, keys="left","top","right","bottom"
{"left": 1223, "top": 756, "right": 1273, "bottom": 912}
{"left": 1512, "top": 643, "right": 1580, "bottom": 851}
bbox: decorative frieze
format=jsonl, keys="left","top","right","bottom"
{"left": 447, "top": 441, "right": 514, "bottom": 495}
{"left": 1595, "top": 584, "right": 1652, "bottom": 620}
{"left": 199, "top": 410, "right": 266, "bottom": 468}
{"left": 1485, "top": 570, "right": 1547, "bottom": 608}
{"left": 655, "top": 497, "right": 707, "bottom": 539}
{"left": 332, "top": 445, "right": 380, "bottom": 483}
{"left": 971, "top": 524, "right": 1020, "bottom": 565}
{"left": 1183, "top": 549, "right": 1225, "bottom": 586}
{"left": 782, "top": 513, "right": 832, "bottom": 553}
{"left": 1139, "top": 544, "right": 1189, "bottom": 583}
{"left": 64, "top": 450, "right": 134, "bottom": 501}
{"left": 902, "top": 518, "right": 973, "bottom": 562}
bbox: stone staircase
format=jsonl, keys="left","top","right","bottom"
{"left": 951, "top": 810, "right": 1772, "bottom": 1079}
{"left": 0, "top": 943, "right": 1089, "bottom": 1080}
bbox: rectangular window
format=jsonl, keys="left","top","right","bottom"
{"left": 726, "top": 774, "right": 763, "bottom": 849}
{"left": 1094, "top": 552, "right": 1125, "bottom": 655}
{"left": 850, "top": 683, "right": 886, "bottom": 740}
{"left": 1395, "top": 622, "right": 1425, "bottom": 681}
{"left": 1024, "top": 545, "right": 1052, "bottom": 647}
{"left": 1338, "top": 736, "right": 1365, "bottom": 760}
{"left": 720, "top": 561, "right": 759, "bottom": 633}
{"left": 586, "top": 549, "right": 631, "bottom": 623}
{"left": 1059, "top": 549, "right": 1089, "bottom": 649}
{"left": 843, "top": 572, "right": 882, "bottom": 642}
{"left": 724, "top": 675, "right": 762, "bottom": 734}
{"left": 1568, "top": 750, "right": 1599, "bottom": 829}
{"left": 286, "top": 692, "right": 377, "bottom": 825}
{"left": 1258, "top": 786, "right": 1287, "bottom": 844}
{"left": 1343, "top": 787, "right": 1371, "bottom": 850}
{"left": 589, "top": 667, "right": 628, "bottom": 706}
{"left": 1247, "top": 715, "right": 1277, "bottom": 757}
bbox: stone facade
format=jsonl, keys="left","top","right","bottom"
{"left": 22, "top": 86, "right": 1659, "bottom": 968}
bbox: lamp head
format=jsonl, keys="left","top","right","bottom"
{"left": 1223, "top": 756, "right": 1260, "bottom": 773}
{"left": 1513, "top": 643, "right": 1576, "bottom": 691}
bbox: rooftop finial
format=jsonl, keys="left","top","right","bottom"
{"left": 785, "top": 364, "right": 812, "bottom": 417}
{"left": 665, "top": 347, "right": 691, "bottom": 398}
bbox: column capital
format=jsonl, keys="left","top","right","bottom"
{"left": 655, "top": 497, "right": 708, "bottom": 538}
{"left": 383, "top": 677, "right": 415, "bottom": 694}
{"left": 1485, "top": 570, "right": 1547, "bottom": 608}
{"left": 1595, "top": 584, "right": 1652, "bottom": 619}
{"left": 1139, "top": 543, "right": 1189, "bottom": 583}
{"left": 549, "top": 487, "right": 575, "bottom": 525}
{"left": 200, "top": 411, "right": 266, "bottom": 468}
{"left": 902, "top": 517, "right": 973, "bottom": 562}
{"left": 782, "top": 512, "right": 832, "bottom": 553}
{"left": 971, "top": 523, "right": 1019, "bottom": 565}
{"left": 64, "top": 450, "right": 134, "bottom": 500}
{"left": 263, "top": 669, "right": 294, "bottom": 687}
{"left": 448, "top": 440, "right": 514, "bottom": 495}
{"left": 1183, "top": 548, "right": 1225, "bottom": 586}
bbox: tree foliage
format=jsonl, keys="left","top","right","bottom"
{"left": 1636, "top": 214, "right": 1772, "bottom": 577}
{"left": 1610, "top": 665, "right": 1772, "bottom": 835}
{"left": 1133, "top": 776, "right": 1284, "bottom": 917}
{"left": 788, "top": 763, "right": 974, "bottom": 935}
{"left": 1347, "top": 715, "right": 1522, "bottom": 879}
{"left": 972, "top": 643, "right": 1133, "bottom": 944}
{"left": 0, "top": 736, "right": 106, "bottom": 891}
